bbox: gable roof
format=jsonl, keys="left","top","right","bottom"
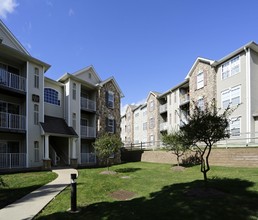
{"left": 99, "top": 76, "right": 124, "bottom": 98}
{"left": 0, "top": 20, "right": 30, "bottom": 55}
{"left": 72, "top": 65, "right": 101, "bottom": 83}
{"left": 185, "top": 57, "right": 214, "bottom": 79}
{"left": 146, "top": 91, "right": 161, "bottom": 101}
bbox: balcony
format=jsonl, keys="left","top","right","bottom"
{"left": 160, "top": 122, "right": 168, "bottom": 131}
{"left": 0, "top": 153, "right": 26, "bottom": 169}
{"left": 0, "top": 69, "right": 26, "bottom": 92}
{"left": 159, "top": 103, "right": 167, "bottom": 113}
{"left": 81, "top": 97, "right": 96, "bottom": 112}
{"left": 0, "top": 112, "right": 26, "bottom": 131}
{"left": 180, "top": 94, "right": 190, "bottom": 106}
{"left": 81, "top": 125, "right": 96, "bottom": 138}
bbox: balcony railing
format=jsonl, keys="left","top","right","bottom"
{"left": 81, "top": 153, "right": 96, "bottom": 164}
{"left": 180, "top": 94, "right": 190, "bottom": 106}
{"left": 160, "top": 122, "right": 168, "bottom": 131}
{"left": 0, "top": 153, "right": 26, "bottom": 169}
{"left": 159, "top": 104, "right": 167, "bottom": 113}
{"left": 81, "top": 125, "right": 96, "bottom": 138}
{"left": 81, "top": 97, "right": 96, "bottom": 112}
{"left": 0, "top": 112, "right": 26, "bottom": 130}
{"left": 0, "top": 69, "right": 26, "bottom": 92}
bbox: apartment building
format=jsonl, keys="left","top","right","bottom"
{"left": 0, "top": 20, "right": 123, "bottom": 170}
{"left": 121, "top": 41, "right": 258, "bottom": 147}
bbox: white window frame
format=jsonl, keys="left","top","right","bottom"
{"left": 221, "top": 85, "right": 241, "bottom": 109}
{"left": 196, "top": 71, "right": 204, "bottom": 89}
{"left": 230, "top": 117, "right": 241, "bottom": 136}
{"left": 72, "top": 83, "right": 76, "bottom": 100}
{"left": 34, "top": 141, "right": 39, "bottom": 162}
{"left": 149, "top": 117, "right": 155, "bottom": 129}
{"left": 108, "top": 91, "right": 114, "bottom": 108}
{"left": 149, "top": 100, "right": 154, "bottom": 112}
{"left": 34, "top": 104, "right": 39, "bottom": 125}
{"left": 34, "top": 68, "right": 39, "bottom": 89}
{"left": 197, "top": 97, "right": 204, "bottom": 111}
{"left": 221, "top": 55, "right": 240, "bottom": 80}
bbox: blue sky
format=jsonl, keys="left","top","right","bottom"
{"left": 1, "top": 0, "right": 258, "bottom": 113}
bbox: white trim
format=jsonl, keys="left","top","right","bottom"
{"left": 245, "top": 47, "right": 251, "bottom": 143}
{"left": 221, "top": 85, "right": 241, "bottom": 108}
{"left": 26, "top": 61, "right": 29, "bottom": 168}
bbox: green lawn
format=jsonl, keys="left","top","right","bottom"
{"left": 34, "top": 162, "right": 258, "bottom": 220}
{"left": 0, "top": 171, "right": 57, "bottom": 209}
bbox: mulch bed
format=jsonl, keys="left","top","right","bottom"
{"left": 100, "top": 171, "right": 117, "bottom": 175}
{"left": 109, "top": 190, "right": 136, "bottom": 201}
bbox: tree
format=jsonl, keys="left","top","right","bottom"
{"left": 162, "top": 131, "right": 187, "bottom": 166}
{"left": 180, "top": 100, "right": 237, "bottom": 181}
{"left": 93, "top": 133, "right": 122, "bottom": 170}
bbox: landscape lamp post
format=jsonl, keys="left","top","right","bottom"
{"left": 70, "top": 173, "right": 77, "bottom": 212}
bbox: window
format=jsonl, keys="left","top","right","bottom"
{"left": 44, "top": 88, "right": 60, "bottom": 106}
{"left": 149, "top": 117, "right": 155, "bottom": 129}
{"left": 222, "top": 56, "right": 240, "bottom": 79}
{"left": 149, "top": 101, "right": 154, "bottom": 112}
{"left": 174, "top": 92, "right": 177, "bottom": 103}
{"left": 34, "top": 141, "right": 39, "bottom": 162}
{"left": 135, "top": 113, "right": 139, "bottom": 118}
{"left": 72, "top": 83, "right": 76, "bottom": 100}
{"left": 106, "top": 91, "right": 114, "bottom": 108}
{"left": 197, "top": 97, "right": 204, "bottom": 111}
{"left": 143, "top": 122, "right": 147, "bottom": 130}
{"left": 221, "top": 86, "right": 241, "bottom": 108}
{"left": 34, "top": 68, "right": 39, "bottom": 88}
{"left": 34, "top": 104, "right": 39, "bottom": 125}
{"left": 150, "top": 135, "right": 155, "bottom": 146}
{"left": 107, "top": 117, "right": 115, "bottom": 133}
{"left": 230, "top": 117, "right": 241, "bottom": 136}
{"left": 72, "top": 113, "right": 76, "bottom": 129}
{"left": 196, "top": 71, "right": 204, "bottom": 89}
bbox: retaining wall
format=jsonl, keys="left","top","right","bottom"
{"left": 121, "top": 148, "right": 258, "bottom": 167}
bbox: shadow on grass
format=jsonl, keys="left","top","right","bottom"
{"left": 114, "top": 168, "right": 142, "bottom": 173}
{"left": 36, "top": 178, "right": 258, "bottom": 220}
{"left": 0, "top": 184, "right": 43, "bottom": 209}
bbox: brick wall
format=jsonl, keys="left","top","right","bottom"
{"left": 125, "top": 148, "right": 258, "bottom": 167}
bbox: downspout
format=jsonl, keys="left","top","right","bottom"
{"left": 245, "top": 47, "right": 251, "bottom": 144}
{"left": 26, "top": 61, "right": 29, "bottom": 167}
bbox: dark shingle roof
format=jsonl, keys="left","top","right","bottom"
{"left": 40, "top": 116, "right": 78, "bottom": 137}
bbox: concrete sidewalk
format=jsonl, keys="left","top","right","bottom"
{"left": 0, "top": 168, "right": 78, "bottom": 220}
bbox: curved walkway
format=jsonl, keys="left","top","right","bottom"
{"left": 0, "top": 168, "right": 78, "bottom": 220}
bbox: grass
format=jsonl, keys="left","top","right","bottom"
{"left": 33, "top": 162, "right": 258, "bottom": 220}
{"left": 0, "top": 171, "right": 57, "bottom": 209}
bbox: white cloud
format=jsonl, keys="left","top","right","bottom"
{"left": 0, "top": 0, "right": 19, "bottom": 19}
{"left": 68, "top": 8, "right": 74, "bottom": 17}
{"left": 120, "top": 98, "right": 146, "bottom": 116}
